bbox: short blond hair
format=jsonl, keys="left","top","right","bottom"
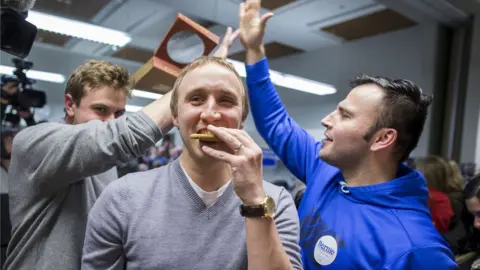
{"left": 65, "top": 60, "right": 132, "bottom": 105}
{"left": 169, "top": 56, "right": 249, "bottom": 121}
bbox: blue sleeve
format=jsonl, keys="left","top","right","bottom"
{"left": 246, "top": 57, "right": 322, "bottom": 184}
{"left": 383, "top": 245, "right": 459, "bottom": 270}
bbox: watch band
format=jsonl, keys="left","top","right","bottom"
{"left": 239, "top": 204, "right": 266, "bottom": 218}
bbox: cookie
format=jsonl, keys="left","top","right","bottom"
{"left": 190, "top": 133, "right": 220, "bottom": 142}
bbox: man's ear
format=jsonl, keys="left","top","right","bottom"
{"left": 64, "top": 93, "right": 76, "bottom": 118}
{"left": 370, "top": 128, "right": 397, "bottom": 152}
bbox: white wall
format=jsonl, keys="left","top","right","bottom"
{"left": 465, "top": 15, "right": 480, "bottom": 170}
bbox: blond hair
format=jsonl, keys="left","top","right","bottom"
{"left": 169, "top": 56, "right": 249, "bottom": 121}
{"left": 446, "top": 160, "right": 464, "bottom": 192}
{"left": 413, "top": 156, "right": 450, "bottom": 193}
{"left": 65, "top": 60, "right": 132, "bottom": 105}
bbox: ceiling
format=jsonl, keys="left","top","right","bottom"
{"left": 27, "top": 0, "right": 407, "bottom": 62}
{"left": 30, "top": 0, "right": 478, "bottom": 67}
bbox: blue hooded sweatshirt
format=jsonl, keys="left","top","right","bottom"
{"left": 245, "top": 57, "right": 458, "bottom": 269}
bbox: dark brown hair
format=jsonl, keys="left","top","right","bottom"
{"left": 351, "top": 75, "right": 433, "bottom": 162}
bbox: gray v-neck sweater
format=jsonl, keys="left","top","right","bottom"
{"left": 82, "top": 158, "right": 303, "bottom": 270}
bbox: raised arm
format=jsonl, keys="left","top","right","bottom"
{"left": 239, "top": 0, "right": 320, "bottom": 182}
{"left": 12, "top": 92, "right": 172, "bottom": 190}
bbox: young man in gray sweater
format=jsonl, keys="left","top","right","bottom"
{"left": 81, "top": 56, "right": 303, "bottom": 270}
{"left": 5, "top": 28, "right": 240, "bottom": 270}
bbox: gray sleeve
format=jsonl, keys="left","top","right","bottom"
{"left": 12, "top": 111, "right": 162, "bottom": 188}
{"left": 275, "top": 188, "right": 303, "bottom": 270}
{"left": 81, "top": 177, "right": 128, "bottom": 270}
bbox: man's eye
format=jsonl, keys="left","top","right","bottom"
{"left": 220, "top": 98, "right": 235, "bottom": 104}
{"left": 95, "top": 107, "right": 107, "bottom": 113}
{"left": 190, "top": 96, "right": 202, "bottom": 102}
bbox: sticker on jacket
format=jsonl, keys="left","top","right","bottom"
{"left": 314, "top": 235, "right": 338, "bottom": 265}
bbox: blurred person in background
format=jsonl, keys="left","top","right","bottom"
{"left": 464, "top": 174, "right": 480, "bottom": 269}
{"left": 449, "top": 160, "right": 466, "bottom": 189}
{"left": 5, "top": 28, "right": 239, "bottom": 270}
{"left": 414, "top": 156, "right": 455, "bottom": 233}
{"left": 0, "top": 126, "right": 19, "bottom": 268}
{"left": 414, "top": 156, "right": 468, "bottom": 255}
{"left": 446, "top": 160, "right": 471, "bottom": 254}
{"left": 465, "top": 174, "right": 480, "bottom": 233}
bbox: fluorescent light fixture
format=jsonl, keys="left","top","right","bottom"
{"left": 132, "top": 89, "right": 163, "bottom": 100}
{"left": 270, "top": 71, "right": 337, "bottom": 96}
{"left": 125, "top": 105, "right": 143, "bottom": 112}
{"left": 227, "top": 59, "right": 336, "bottom": 96}
{"left": 0, "top": 65, "right": 65, "bottom": 83}
{"left": 27, "top": 11, "right": 131, "bottom": 47}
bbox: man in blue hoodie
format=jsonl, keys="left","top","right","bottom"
{"left": 238, "top": 0, "right": 458, "bottom": 269}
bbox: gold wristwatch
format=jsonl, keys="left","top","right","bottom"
{"left": 239, "top": 194, "right": 276, "bottom": 219}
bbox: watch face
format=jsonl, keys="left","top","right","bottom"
{"left": 265, "top": 196, "right": 276, "bottom": 218}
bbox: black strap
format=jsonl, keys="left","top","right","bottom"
{"left": 239, "top": 204, "right": 265, "bottom": 217}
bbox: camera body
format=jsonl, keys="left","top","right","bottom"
{"left": 1, "top": 58, "right": 46, "bottom": 126}
{"left": 0, "top": 0, "right": 38, "bottom": 58}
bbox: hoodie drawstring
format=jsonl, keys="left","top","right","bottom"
{"left": 339, "top": 181, "right": 350, "bottom": 194}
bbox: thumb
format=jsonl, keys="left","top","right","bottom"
{"left": 260, "top": 12, "right": 274, "bottom": 31}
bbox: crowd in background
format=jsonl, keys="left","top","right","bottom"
{"left": 409, "top": 156, "right": 480, "bottom": 258}
{"left": 117, "top": 133, "right": 183, "bottom": 178}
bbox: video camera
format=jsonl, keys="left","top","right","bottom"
{"left": 1, "top": 0, "right": 38, "bottom": 58}
{"left": 1, "top": 58, "right": 46, "bottom": 125}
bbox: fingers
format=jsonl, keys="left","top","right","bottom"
{"left": 223, "top": 27, "right": 240, "bottom": 45}
{"left": 220, "top": 27, "right": 232, "bottom": 47}
{"left": 239, "top": 2, "right": 245, "bottom": 20}
{"left": 245, "top": 0, "right": 261, "bottom": 11}
{"left": 260, "top": 12, "right": 274, "bottom": 30}
{"left": 206, "top": 125, "right": 243, "bottom": 152}
{"left": 231, "top": 28, "right": 241, "bottom": 41}
{"left": 224, "top": 26, "right": 232, "bottom": 39}
{"left": 207, "top": 125, "right": 256, "bottom": 150}
{"left": 202, "top": 145, "right": 238, "bottom": 164}
{"left": 223, "top": 128, "right": 254, "bottom": 148}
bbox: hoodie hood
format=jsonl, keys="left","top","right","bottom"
{"left": 339, "top": 164, "right": 430, "bottom": 214}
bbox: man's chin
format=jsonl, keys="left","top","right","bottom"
{"left": 318, "top": 150, "right": 334, "bottom": 164}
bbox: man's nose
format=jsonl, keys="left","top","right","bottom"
{"left": 200, "top": 109, "right": 221, "bottom": 122}
{"left": 321, "top": 113, "right": 333, "bottom": 128}
{"left": 103, "top": 114, "right": 116, "bottom": 122}
{"left": 200, "top": 100, "right": 221, "bottom": 122}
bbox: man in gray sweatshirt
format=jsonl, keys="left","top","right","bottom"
{"left": 4, "top": 28, "right": 239, "bottom": 270}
